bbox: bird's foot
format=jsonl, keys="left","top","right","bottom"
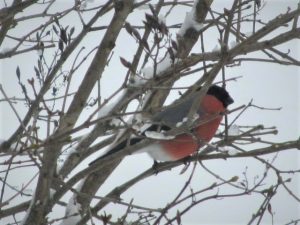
{"left": 152, "top": 160, "right": 160, "bottom": 174}
{"left": 181, "top": 155, "right": 192, "bottom": 165}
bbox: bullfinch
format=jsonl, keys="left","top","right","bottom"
{"left": 90, "top": 85, "right": 233, "bottom": 163}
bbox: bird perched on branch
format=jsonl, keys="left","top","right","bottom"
{"left": 90, "top": 85, "right": 233, "bottom": 164}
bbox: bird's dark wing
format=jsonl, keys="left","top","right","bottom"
{"left": 152, "top": 96, "right": 194, "bottom": 127}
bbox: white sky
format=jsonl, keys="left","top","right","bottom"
{"left": 0, "top": 0, "right": 299, "bottom": 224}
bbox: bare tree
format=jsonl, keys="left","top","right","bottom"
{"left": 0, "top": 0, "right": 299, "bottom": 224}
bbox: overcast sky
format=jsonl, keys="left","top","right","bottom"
{"left": 0, "top": 1, "right": 299, "bottom": 224}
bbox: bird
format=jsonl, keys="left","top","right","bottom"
{"left": 90, "top": 85, "right": 234, "bottom": 164}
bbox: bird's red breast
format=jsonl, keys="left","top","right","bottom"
{"left": 159, "top": 95, "right": 225, "bottom": 160}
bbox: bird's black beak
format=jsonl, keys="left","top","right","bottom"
{"left": 226, "top": 96, "right": 234, "bottom": 107}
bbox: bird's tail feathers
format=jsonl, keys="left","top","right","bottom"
{"left": 89, "top": 124, "right": 170, "bottom": 166}
{"left": 89, "top": 137, "right": 142, "bottom": 166}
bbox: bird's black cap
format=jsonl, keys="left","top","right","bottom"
{"left": 207, "top": 85, "right": 234, "bottom": 108}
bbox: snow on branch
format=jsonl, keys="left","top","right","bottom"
{"left": 178, "top": 0, "right": 204, "bottom": 37}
